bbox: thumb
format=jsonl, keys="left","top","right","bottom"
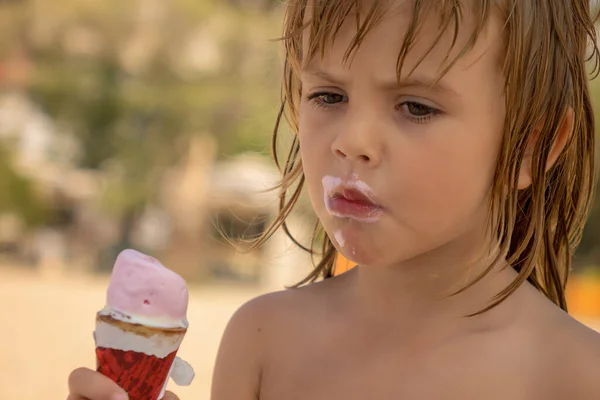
{"left": 163, "top": 391, "right": 180, "bottom": 400}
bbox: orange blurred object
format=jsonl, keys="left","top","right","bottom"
{"left": 334, "top": 254, "right": 356, "bottom": 276}
{"left": 566, "top": 276, "right": 600, "bottom": 318}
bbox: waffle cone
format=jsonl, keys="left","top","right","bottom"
{"left": 94, "top": 313, "right": 187, "bottom": 400}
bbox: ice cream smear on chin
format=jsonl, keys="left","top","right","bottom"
{"left": 101, "top": 249, "right": 189, "bottom": 328}
{"left": 334, "top": 230, "right": 345, "bottom": 247}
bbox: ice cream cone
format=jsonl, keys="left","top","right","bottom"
{"left": 94, "top": 249, "right": 194, "bottom": 399}
{"left": 94, "top": 313, "right": 186, "bottom": 400}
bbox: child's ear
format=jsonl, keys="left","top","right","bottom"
{"left": 518, "top": 108, "right": 574, "bottom": 190}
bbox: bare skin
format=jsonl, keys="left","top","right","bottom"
{"left": 211, "top": 267, "right": 600, "bottom": 400}
{"left": 67, "top": 367, "right": 180, "bottom": 400}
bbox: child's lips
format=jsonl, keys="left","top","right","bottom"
{"left": 327, "top": 187, "right": 383, "bottom": 222}
{"left": 333, "top": 189, "right": 375, "bottom": 206}
{"left": 333, "top": 188, "right": 378, "bottom": 206}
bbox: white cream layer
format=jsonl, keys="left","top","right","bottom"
{"left": 94, "top": 319, "right": 185, "bottom": 358}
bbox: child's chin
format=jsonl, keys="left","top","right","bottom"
{"left": 337, "top": 243, "right": 426, "bottom": 270}
{"left": 337, "top": 246, "right": 384, "bottom": 268}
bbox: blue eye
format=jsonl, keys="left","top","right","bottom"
{"left": 398, "top": 101, "right": 441, "bottom": 124}
{"left": 403, "top": 102, "right": 434, "bottom": 116}
{"left": 319, "top": 93, "right": 345, "bottom": 104}
{"left": 306, "top": 92, "right": 347, "bottom": 109}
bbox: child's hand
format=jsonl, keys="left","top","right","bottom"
{"left": 67, "top": 367, "right": 180, "bottom": 400}
{"left": 67, "top": 367, "right": 127, "bottom": 400}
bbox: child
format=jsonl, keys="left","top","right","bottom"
{"left": 68, "top": 0, "right": 600, "bottom": 399}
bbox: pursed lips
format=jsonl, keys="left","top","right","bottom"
{"left": 322, "top": 175, "right": 384, "bottom": 222}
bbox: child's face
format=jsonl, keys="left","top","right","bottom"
{"left": 298, "top": 6, "right": 506, "bottom": 268}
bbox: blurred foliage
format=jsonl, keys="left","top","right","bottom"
{"left": 577, "top": 78, "right": 600, "bottom": 265}
{"left": 0, "top": 143, "right": 48, "bottom": 226}
{"left": 0, "top": 0, "right": 283, "bottom": 220}
{"left": 3, "top": 0, "right": 600, "bottom": 270}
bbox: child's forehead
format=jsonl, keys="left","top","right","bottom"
{"left": 300, "top": 0, "right": 502, "bottom": 78}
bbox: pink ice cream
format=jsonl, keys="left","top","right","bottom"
{"left": 105, "top": 249, "right": 188, "bottom": 326}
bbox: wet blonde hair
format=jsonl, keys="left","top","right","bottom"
{"left": 251, "top": 0, "right": 600, "bottom": 313}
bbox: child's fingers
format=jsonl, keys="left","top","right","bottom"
{"left": 67, "top": 367, "right": 128, "bottom": 400}
{"left": 163, "top": 391, "right": 180, "bottom": 400}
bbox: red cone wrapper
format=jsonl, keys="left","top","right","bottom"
{"left": 94, "top": 313, "right": 187, "bottom": 400}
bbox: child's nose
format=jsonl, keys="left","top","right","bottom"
{"left": 331, "top": 117, "right": 383, "bottom": 168}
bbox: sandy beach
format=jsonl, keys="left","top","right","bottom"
{"left": 0, "top": 268, "right": 263, "bottom": 399}
{"left": 0, "top": 267, "right": 598, "bottom": 399}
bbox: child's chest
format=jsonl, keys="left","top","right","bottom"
{"left": 259, "top": 326, "right": 549, "bottom": 400}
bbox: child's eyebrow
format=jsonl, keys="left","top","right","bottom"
{"left": 301, "top": 67, "right": 458, "bottom": 98}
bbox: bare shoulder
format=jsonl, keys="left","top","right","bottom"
{"left": 210, "top": 290, "right": 300, "bottom": 400}
{"left": 544, "top": 308, "right": 600, "bottom": 399}
{"left": 211, "top": 277, "right": 343, "bottom": 400}
{"left": 230, "top": 275, "right": 345, "bottom": 336}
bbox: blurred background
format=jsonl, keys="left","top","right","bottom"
{"left": 0, "top": 0, "right": 599, "bottom": 398}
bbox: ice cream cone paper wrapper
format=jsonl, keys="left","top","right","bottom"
{"left": 94, "top": 313, "right": 193, "bottom": 400}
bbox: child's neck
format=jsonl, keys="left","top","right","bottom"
{"left": 343, "top": 245, "right": 524, "bottom": 334}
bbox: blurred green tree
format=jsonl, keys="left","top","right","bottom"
{"left": 8, "top": 0, "right": 283, "bottom": 245}
{"left": 576, "top": 76, "right": 600, "bottom": 269}
{"left": 0, "top": 143, "right": 48, "bottom": 227}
